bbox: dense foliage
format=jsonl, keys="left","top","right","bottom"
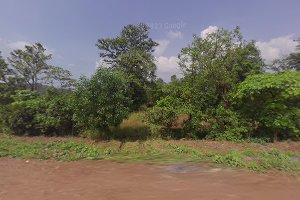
{"left": 72, "top": 68, "right": 132, "bottom": 138}
{"left": 0, "top": 24, "right": 299, "bottom": 142}
{"left": 146, "top": 27, "right": 266, "bottom": 140}
{"left": 96, "top": 23, "right": 159, "bottom": 110}
{"left": 7, "top": 43, "right": 74, "bottom": 91}
{"left": 0, "top": 89, "right": 74, "bottom": 135}
{"left": 233, "top": 71, "right": 300, "bottom": 141}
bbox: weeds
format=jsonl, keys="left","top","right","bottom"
{"left": 0, "top": 138, "right": 299, "bottom": 174}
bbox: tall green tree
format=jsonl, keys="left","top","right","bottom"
{"left": 179, "top": 26, "right": 264, "bottom": 109}
{"left": 7, "top": 43, "right": 73, "bottom": 91}
{"left": 96, "top": 23, "right": 158, "bottom": 84}
{"left": 96, "top": 23, "right": 159, "bottom": 109}
{"left": 146, "top": 27, "right": 265, "bottom": 139}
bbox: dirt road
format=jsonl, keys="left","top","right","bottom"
{"left": 0, "top": 158, "right": 299, "bottom": 200}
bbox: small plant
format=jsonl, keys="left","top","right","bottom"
{"left": 212, "top": 151, "right": 244, "bottom": 167}
{"left": 257, "top": 148, "right": 297, "bottom": 171}
{"left": 104, "top": 148, "right": 113, "bottom": 155}
{"left": 0, "top": 138, "right": 299, "bottom": 174}
{"left": 166, "top": 143, "right": 190, "bottom": 154}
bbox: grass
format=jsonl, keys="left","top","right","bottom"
{"left": 109, "top": 112, "right": 151, "bottom": 140}
{"left": 0, "top": 136, "right": 299, "bottom": 174}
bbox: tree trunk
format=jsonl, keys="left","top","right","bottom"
{"left": 223, "top": 99, "right": 228, "bottom": 110}
{"left": 273, "top": 128, "right": 278, "bottom": 143}
{"left": 222, "top": 84, "right": 228, "bottom": 109}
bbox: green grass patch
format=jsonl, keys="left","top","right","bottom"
{"left": 0, "top": 137, "right": 299, "bottom": 174}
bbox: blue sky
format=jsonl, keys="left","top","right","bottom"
{"left": 0, "top": 0, "right": 299, "bottom": 81}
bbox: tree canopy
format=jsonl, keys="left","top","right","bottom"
{"left": 7, "top": 43, "right": 74, "bottom": 91}
{"left": 179, "top": 26, "right": 264, "bottom": 109}
{"left": 233, "top": 71, "right": 300, "bottom": 141}
{"left": 96, "top": 23, "right": 158, "bottom": 84}
{"left": 0, "top": 24, "right": 299, "bottom": 142}
{"left": 72, "top": 68, "right": 132, "bottom": 137}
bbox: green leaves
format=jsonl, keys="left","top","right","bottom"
{"left": 72, "top": 68, "right": 132, "bottom": 136}
{"left": 96, "top": 23, "right": 158, "bottom": 84}
{"left": 0, "top": 89, "right": 75, "bottom": 136}
{"left": 96, "top": 23, "right": 159, "bottom": 110}
{"left": 7, "top": 43, "right": 73, "bottom": 91}
{"left": 233, "top": 71, "right": 300, "bottom": 139}
{"left": 146, "top": 96, "right": 186, "bottom": 129}
{"left": 0, "top": 51, "right": 9, "bottom": 84}
{"left": 179, "top": 26, "right": 264, "bottom": 110}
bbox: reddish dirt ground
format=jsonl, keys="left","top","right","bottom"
{"left": 0, "top": 158, "right": 299, "bottom": 200}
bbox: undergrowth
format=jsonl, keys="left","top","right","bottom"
{"left": 0, "top": 138, "right": 299, "bottom": 174}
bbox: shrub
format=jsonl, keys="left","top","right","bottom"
{"left": 35, "top": 93, "right": 75, "bottom": 135}
{"left": 232, "top": 71, "right": 300, "bottom": 141}
{"left": 180, "top": 105, "right": 253, "bottom": 141}
{"left": 0, "top": 89, "right": 75, "bottom": 136}
{"left": 204, "top": 106, "right": 253, "bottom": 141}
{"left": 0, "top": 90, "right": 44, "bottom": 135}
{"left": 72, "top": 68, "right": 132, "bottom": 138}
{"left": 145, "top": 96, "right": 187, "bottom": 137}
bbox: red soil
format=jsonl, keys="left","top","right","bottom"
{"left": 0, "top": 158, "right": 299, "bottom": 200}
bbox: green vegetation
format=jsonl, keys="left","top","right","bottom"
{"left": 72, "top": 68, "right": 132, "bottom": 138}
{"left": 0, "top": 89, "right": 74, "bottom": 136}
{"left": 0, "top": 137, "right": 299, "bottom": 173}
{"left": 145, "top": 27, "right": 299, "bottom": 141}
{"left": 0, "top": 24, "right": 299, "bottom": 143}
{"left": 96, "top": 23, "right": 159, "bottom": 110}
{"left": 233, "top": 71, "right": 300, "bottom": 141}
{"left": 6, "top": 43, "right": 74, "bottom": 91}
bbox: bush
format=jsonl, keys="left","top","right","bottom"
{"left": 72, "top": 68, "right": 132, "bottom": 138}
{"left": 204, "top": 106, "right": 253, "bottom": 141}
{"left": 179, "top": 105, "right": 253, "bottom": 141}
{"left": 35, "top": 93, "right": 75, "bottom": 135}
{"left": 0, "top": 90, "right": 44, "bottom": 135}
{"left": 145, "top": 96, "right": 187, "bottom": 137}
{"left": 0, "top": 89, "right": 75, "bottom": 136}
{"left": 232, "top": 71, "right": 300, "bottom": 141}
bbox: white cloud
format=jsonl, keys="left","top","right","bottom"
{"left": 256, "top": 35, "right": 297, "bottom": 63}
{"left": 154, "top": 31, "right": 183, "bottom": 57}
{"left": 201, "top": 25, "right": 218, "bottom": 38}
{"left": 8, "top": 41, "right": 55, "bottom": 55}
{"left": 0, "top": 39, "right": 55, "bottom": 56}
{"left": 7, "top": 41, "right": 31, "bottom": 51}
{"left": 167, "top": 31, "right": 183, "bottom": 39}
{"left": 156, "top": 56, "right": 182, "bottom": 82}
{"left": 95, "top": 59, "right": 112, "bottom": 70}
{"left": 154, "top": 40, "right": 170, "bottom": 56}
{"left": 95, "top": 60, "right": 103, "bottom": 69}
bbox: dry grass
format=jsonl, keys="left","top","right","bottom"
{"left": 110, "top": 112, "right": 150, "bottom": 140}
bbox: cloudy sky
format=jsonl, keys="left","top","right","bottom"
{"left": 0, "top": 0, "right": 299, "bottom": 81}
